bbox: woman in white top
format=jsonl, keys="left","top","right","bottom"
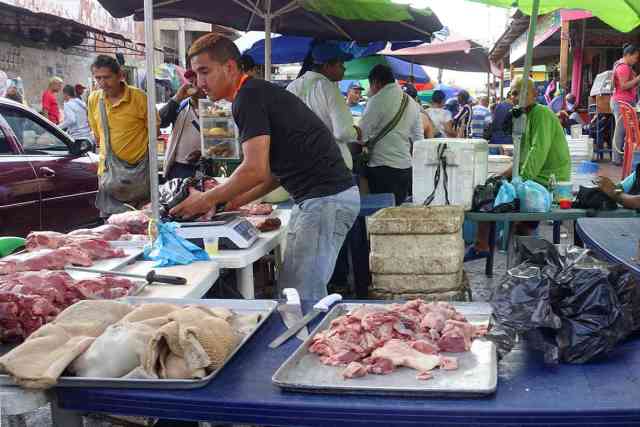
{"left": 426, "top": 89, "right": 456, "bottom": 137}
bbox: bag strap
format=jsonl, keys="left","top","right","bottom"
{"left": 367, "top": 92, "right": 410, "bottom": 151}
{"left": 423, "top": 142, "right": 450, "bottom": 206}
{"left": 98, "top": 96, "right": 112, "bottom": 162}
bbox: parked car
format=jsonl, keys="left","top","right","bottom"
{"left": 0, "top": 97, "right": 99, "bottom": 237}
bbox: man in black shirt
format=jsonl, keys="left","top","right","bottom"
{"left": 171, "top": 33, "right": 360, "bottom": 300}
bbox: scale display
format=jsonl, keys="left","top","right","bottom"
{"left": 175, "top": 216, "right": 259, "bottom": 249}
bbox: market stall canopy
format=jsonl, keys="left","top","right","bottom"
{"left": 468, "top": 0, "right": 640, "bottom": 33}
{"left": 95, "top": 0, "right": 443, "bottom": 42}
{"left": 344, "top": 56, "right": 430, "bottom": 83}
{"left": 381, "top": 36, "right": 493, "bottom": 74}
{"left": 244, "top": 36, "right": 385, "bottom": 65}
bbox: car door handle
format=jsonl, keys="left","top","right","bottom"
{"left": 39, "top": 167, "right": 56, "bottom": 178}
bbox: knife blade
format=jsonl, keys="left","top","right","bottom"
{"left": 65, "top": 267, "right": 187, "bottom": 285}
{"left": 269, "top": 293, "right": 342, "bottom": 349}
{"left": 277, "top": 288, "right": 308, "bottom": 340}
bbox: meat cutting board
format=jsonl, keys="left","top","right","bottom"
{"left": 272, "top": 302, "right": 497, "bottom": 397}
{"left": 66, "top": 247, "right": 143, "bottom": 280}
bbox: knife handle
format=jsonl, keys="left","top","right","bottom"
{"left": 314, "top": 293, "right": 342, "bottom": 312}
{"left": 283, "top": 288, "right": 301, "bottom": 305}
{"left": 146, "top": 270, "right": 187, "bottom": 285}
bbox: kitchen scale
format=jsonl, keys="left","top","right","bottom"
{"left": 175, "top": 212, "right": 259, "bottom": 249}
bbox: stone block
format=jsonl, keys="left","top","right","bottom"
{"left": 367, "top": 206, "right": 464, "bottom": 235}
{"left": 371, "top": 270, "right": 463, "bottom": 294}
{"left": 369, "top": 234, "right": 463, "bottom": 274}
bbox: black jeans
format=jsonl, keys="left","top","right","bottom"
{"left": 366, "top": 165, "right": 411, "bottom": 206}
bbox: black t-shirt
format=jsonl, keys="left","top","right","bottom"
{"left": 232, "top": 78, "right": 353, "bottom": 203}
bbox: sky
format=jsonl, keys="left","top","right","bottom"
{"left": 233, "top": 1, "right": 511, "bottom": 92}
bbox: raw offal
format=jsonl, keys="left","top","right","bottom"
{"left": 0, "top": 247, "right": 93, "bottom": 275}
{"left": 305, "top": 300, "right": 487, "bottom": 380}
{"left": 107, "top": 210, "right": 151, "bottom": 235}
{"left": 246, "top": 216, "right": 282, "bottom": 232}
{"left": 0, "top": 272, "right": 137, "bottom": 342}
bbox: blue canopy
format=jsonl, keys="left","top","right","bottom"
{"left": 244, "top": 36, "right": 415, "bottom": 65}
{"left": 386, "top": 57, "right": 429, "bottom": 82}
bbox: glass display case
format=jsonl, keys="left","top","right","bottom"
{"left": 199, "top": 98, "right": 240, "bottom": 160}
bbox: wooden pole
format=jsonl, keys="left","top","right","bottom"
{"left": 559, "top": 19, "right": 570, "bottom": 93}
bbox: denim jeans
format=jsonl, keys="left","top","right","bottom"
{"left": 611, "top": 99, "right": 626, "bottom": 164}
{"left": 279, "top": 186, "right": 360, "bottom": 301}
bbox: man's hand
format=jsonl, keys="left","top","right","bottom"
{"left": 174, "top": 83, "right": 194, "bottom": 103}
{"left": 354, "top": 125, "right": 363, "bottom": 141}
{"left": 170, "top": 188, "right": 214, "bottom": 219}
{"left": 596, "top": 176, "right": 617, "bottom": 198}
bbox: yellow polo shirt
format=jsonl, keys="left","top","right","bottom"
{"left": 88, "top": 84, "right": 153, "bottom": 175}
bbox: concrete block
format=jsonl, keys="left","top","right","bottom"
{"left": 370, "top": 234, "right": 463, "bottom": 274}
{"left": 371, "top": 270, "right": 463, "bottom": 294}
{"left": 367, "top": 206, "right": 464, "bottom": 235}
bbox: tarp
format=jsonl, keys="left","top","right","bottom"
{"left": 381, "top": 35, "right": 492, "bottom": 73}
{"left": 344, "top": 56, "right": 429, "bottom": 82}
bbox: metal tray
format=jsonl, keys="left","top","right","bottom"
{"left": 272, "top": 302, "right": 497, "bottom": 397}
{"left": 0, "top": 298, "right": 276, "bottom": 389}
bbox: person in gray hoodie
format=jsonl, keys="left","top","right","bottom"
{"left": 60, "top": 85, "right": 94, "bottom": 143}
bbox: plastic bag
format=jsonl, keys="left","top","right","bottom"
{"left": 488, "top": 237, "right": 640, "bottom": 363}
{"left": 143, "top": 222, "right": 209, "bottom": 267}
{"left": 518, "top": 180, "right": 551, "bottom": 213}
{"left": 493, "top": 180, "right": 516, "bottom": 210}
{"left": 159, "top": 177, "right": 220, "bottom": 220}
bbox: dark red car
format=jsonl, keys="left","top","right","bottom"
{"left": 0, "top": 98, "right": 99, "bottom": 237}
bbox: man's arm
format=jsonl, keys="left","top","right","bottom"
{"left": 59, "top": 103, "right": 76, "bottom": 130}
{"left": 520, "top": 113, "right": 552, "bottom": 182}
{"left": 87, "top": 97, "right": 100, "bottom": 146}
{"left": 325, "top": 83, "right": 357, "bottom": 143}
{"left": 226, "top": 176, "right": 281, "bottom": 210}
{"left": 358, "top": 96, "right": 383, "bottom": 142}
{"left": 159, "top": 84, "right": 192, "bottom": 128}
{"left": 170, "top": 135, "right": 272, "bottom": 218}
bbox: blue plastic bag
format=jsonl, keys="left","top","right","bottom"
{"left": 144, "top": 222, "right": 210, "bottom": 267}
{"left": 518, "top": 180, "right": 552, "bottom": 213}
{"left": 493, "top": 179, "right": 516, "bottom": 209}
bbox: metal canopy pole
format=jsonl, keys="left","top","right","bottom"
{"left": 264, "top": 0, "right": 272, "bottom": 81}
{"left": 143, "top": 0, "right": 160, "bottom": 226}
{"left": 512, "top": 0, "right": 540, "bottom": 179}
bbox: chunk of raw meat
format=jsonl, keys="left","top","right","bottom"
{"left": 438, "top": 328, "right": 468, "bottom": 353}
{"left": 420, "top": 311, "right": 446, "bottom": 333}
{"left": 371, "top": 339, "right": 440, "bottom": 373}
{"left": 25, "top": 232, "right": 68, "bottom": 251}
{"left": 68, "top": 224, "right": 126, "bottom": 241}
{"left": 65, "top": 239, "right": 126, "bottom": 261}
{"left": 0, "top": 247, "right": 92, "bottom": 275}
{"left": 246, "top": 217, "right": 281, "bottom": 232}
{"left": 342, "top": 362, "right": 368, "bottom": 379}
{"left": 411, "top": 339, "right": 439, "bottom": 355}
{"left": 363, "top": 356, "right": 395, "bottom": 375}
{"left": 107, "top": 211, "right": 150, "bottom": 235}
{"left": 440, "top": 356, "right": 458, "bottom": 370}
{"left": 0, "top": 271, "right": 78, "bottom": 307}
{"left": 74, "top": 276, "right": 135, "bottom": 300}
{"left": 238, "top": 203, "right": 273, "bottom": 216}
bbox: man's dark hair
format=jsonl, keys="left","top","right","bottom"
{"left": 623, "top": 43, "right": 640, "bottom": 57}
{"left": 188, "top": 33, "right": 241, "bottom": 64}
{"left": 431, "top": 90, "right": 446, "bottom": 104}
{"left": 62, "top": 85, "right": 77, "bottom": 98}
{"left": 239, "top": 54, "right": 256, "bottom": 73}
{"left": 458, "top": 89, "right": 471, "bottom": 105}
{"left": 91, "top": 55, "right": 121, "bottom": 74}
{"left": 407, "top": 76, "right": 416, "bottom": 83}
{"left": 368, "top": 64, "right": 395, "bottom": 87}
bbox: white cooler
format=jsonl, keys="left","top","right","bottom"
{"left": 412, "top": 139, "right": 488, "bottom": 209}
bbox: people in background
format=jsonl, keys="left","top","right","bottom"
{"left": 170, "top": 33, "right": 359, "bottom": 301}
{"left": 42, "top": 76, "right": 63, "bottom": 124}
{"left": 159, "top": 69, "right": 206, "bottom": 180}
{"left": 565, "top": 94, "right": 584, "bottom": 126}
{"left": 287, "top": 42, "right": 359, "bottom": 170}
{"left": 346, "top": 82, "right": 364, "bottom": 116}
{"left": 75, "top": 84, "right": 87, "bottom": 102}
{"left": 88, "top": 55, "right": 154, "bottom": 217}
{"left": 611, "top": 44, "right": 640, "bottom": 165}
{"left": 544, "top": 72, "right": 558, "bottom": 105}
{"left": 238, "top": 54, "right": 259, "bottom": 78}
{"left": 470, "top": 96, "right": 492, "bottom": 139}
{"left": 402, "top": 75, "right": 418, "bottom": 100}
{"left": 4, "top": 80, "right": 23, "bottom": 104}
{"left": 465, "top": 78, "right": 571, "bottom": 261}
{"left": 358, "top": 64, "right": 423, "bottom": 205}
{"left": 453, "top": 89, "right": 472, "bottom": 138}
{"left": 489, "top": 93, "right": 513, "bottom": 151}
{"left": 426, "top": 90, "right": 455, "bottom": 138}
{"left": 60, "top": 85, "right": 93, "bottom": 142}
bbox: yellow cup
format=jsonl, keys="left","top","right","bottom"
{"left": 204, "top": 237, "right": 219, "bottom": 256}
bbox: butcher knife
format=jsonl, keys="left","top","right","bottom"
{"left": 277, "top": 288, "right": 308, "bottom": 340}
{"left": 65, "top": 267, "right": 187, "bottom": 285}
{"left": 269, "top": 293, "right": 342, "bottom": 349}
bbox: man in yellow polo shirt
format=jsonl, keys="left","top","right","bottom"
{"left": 87, "top": 55, "right": 153, "bottom": 217}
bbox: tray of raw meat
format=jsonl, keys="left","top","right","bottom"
{"left": 272, "top": 300, "right": 496, "bottom": 397}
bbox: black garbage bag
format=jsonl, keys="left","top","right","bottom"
{"left": 487, "top": 237, "right": 640, "bottom": 364}
{"left": 159, "top": 178, "right": 196, "bottom": 220}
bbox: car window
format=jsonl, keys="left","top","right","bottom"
{"left": 0, "top": 106, "right": 70, "bottom": 155}
{"left": 0, "top": 126, "right": 11, "bottom": 154}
